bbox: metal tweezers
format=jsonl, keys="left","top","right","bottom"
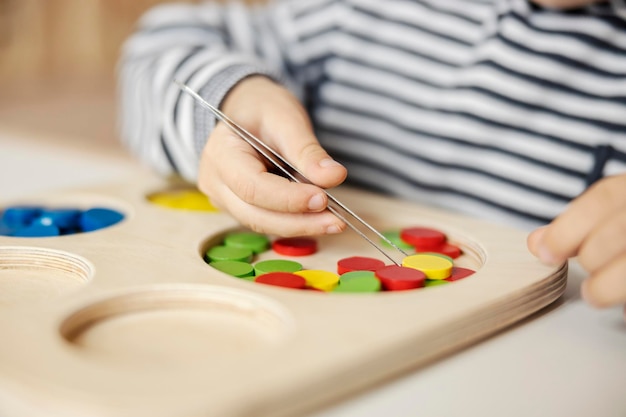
{"left": 175, "top": 80, "right": 409, "bottom": 265}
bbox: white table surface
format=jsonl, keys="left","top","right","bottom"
{"left": 1, "top": 132, "right": 625, "bottom": 417}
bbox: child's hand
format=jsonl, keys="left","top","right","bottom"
{"left": 527, "top": 174, "right": 626, "bottom": 315}
{"left": 198, "top": 76, "right": 348, "bottom": 236}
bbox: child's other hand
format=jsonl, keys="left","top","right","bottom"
{"left": 531, "top": 0, "right": 602, "bottom": 8}
{"left": 198, "top": 76, "right": 348, "bottom": 236}
{"left": 527, "top": 175, "right": 626, "bottom": 317}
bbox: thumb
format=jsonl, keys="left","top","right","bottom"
{"left": 263, "top": 105, "right": 347, "bottom": 189}
{"left": 290, "top": 140, "right": 348, "bottom": 189}
{"left": 226, "top": 76, "right": 347, "bottom": 188}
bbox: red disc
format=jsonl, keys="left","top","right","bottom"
{"left": 255, "top": 272, "right": 307, "bottom": 289}
{"left": 400, "top": 227, "right": 446, "bottom": 250}
{"left": 337, "top": 256, "right": 386, "bottom": 275}
{"left": 375, "top": 265, "right": 426, "bottom": 291}
{"left": 446, "top": 267, "right": 475, "bottom": 282}
{"left": 427, "top": 243, "right": 462, "bottom": 259}
{"left": 272, "top": 237, "right": 317, "bottom": 256}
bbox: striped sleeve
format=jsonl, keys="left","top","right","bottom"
{"left": 307, "top": 0, "right": 626, "bottom": 229}
{"left": 118, "top": 0, "right": 626, "bottom": 229}
{"left": 117, "top": 0, "right": 315, "bottom": 181}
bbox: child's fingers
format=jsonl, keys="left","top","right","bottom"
{"left": 200, "top": 152, "right": 344, "bottom": 236}
{"left": 200, "top": 76, "right": 348, "bottom": 236}
{"left": 582, "top": 254, "right": 626, "bottom": 308}
{"left": 576, "top": 210, "right": 626, "bottom": 309}
{"left": 223, "top": 76, "right": 347, "bottom": 190}
{"left": 209, "top": 128, "right": 330, "bottom": 214}
{"left": 292, "top": 141, "right": 347, "bottom": 189}
{"left": 528, "top": 176, "right": 626, "bottom": 312}
{"left": 262, "top": 109, "right": 348, "bottom": 189}
{"left": 214, "top": 180, "right": 346, "bottom": 236}
{"left": 223, "top": 167, "right": 329, "bottom": 214}
{"left": 534, "top": 176, "right": 626, "bottom": 265}
{"left": 529, "top": 213, "right": 626, "bottom": 309}
{"left": 526, "top": 225, "right": 547, "bottom": 257}
{"left": 577, "top": 210, "right": 626, "bottom": 275}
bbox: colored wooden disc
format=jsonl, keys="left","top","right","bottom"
{"left": 375, "top": 265, "right": 426, "bottom": 291}
{"left": 254, "top": 259, "right": 302, "bottom": 276}
{"left": 12, "top": 224, "right": 60, "bottom": 238}
{"left": 334, "top": 271, "right": 381, "bottom": 293}
{"left": 255, "top": 272, "right": 307, "bottom": 289}
{"left": 31, "top": 217, "right": 56, "bottom": 227}
{"left": 337, "top": 256, "right": 386, "bottom": 275}
{"left": 37, "top": 208, "right": 81, "bottom": 229}
{"left": 402, "top": 254, "right": 453, "bottom": 280}
{"left": 147, "top": 194, "right": 176, "bottom": 208}
{"left": 176, "top": 190, "right": 219, "bottom": 211}
{"left": 400, "top": 227, "right": 446, "bottom": 250}
{"left": 425, "top": 243, "right": 462, "bottom": 259}
{"left": 0, "top": 206, "right": 124, "bottom": 236}
{"left": 224, "top": 232, "right": 270, "bottom": 254}
{"left": 209, "top": 260, "right": 255, "bottom": 279}
{"left": 380, "top": 230, "right": 415, "bottom": 251}
{"left": 421, "top": 252, "right": 454, "bottom": 263}
{"left": 79, "top": 208, "right": 124, "bottom": 232}
{"left": 205, "top": 245, "right": 253, "bottom": 263}
{"left": 295, "top": 270, "right": 339, "bottom": 291}
{"left": 1, "top": 206, "right": 42, "bottom": 228}
{"left": 425, "top": 279, "right": 450, "bottom": 287}
{"left": 272, "top": 237, "right": 317, "bottom": 256}
{"left": 148, "top": 189, "right": 219, "bottom": 211}
{"left": 446, "top": 267, "right": 476, "bottom": 282}
{"left": 0, "top": 221, "right": 15, "bottom": 236}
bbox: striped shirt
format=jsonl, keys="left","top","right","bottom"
{"left": 118, "top": 0, "right": 626, "bottom": 230}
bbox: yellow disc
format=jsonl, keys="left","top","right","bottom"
{"left": 148, "top": 190, "right": 219, "bottom": 211}
{"left": 177, "top": 190, "right": 219, "bottom": 211}
{"left": 295, "top": 270, "right": 339, "bottom": 292}
{"left": 148, "top": 193, "right": 181, "bottom": 208}
{"left": 402, "top": 254, "right": 453, "bottom": 280}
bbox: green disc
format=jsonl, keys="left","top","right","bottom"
{"left": 205, "top": 245, "right": 253, "bottom": 263}
{"left": 210, "top": 260, "right": 255, "bottom": 279}
{"left": 254, "top": 259, "right": 302, "bottom": 275}
{"left": 425, "top": 279, "right": 450, "bottom": 287}
{"left": 381, "top": 230, "right": 414, "bottom": 251}
{"left": 333, "top": 271, "right": 381, "bottom": 293}
{"left": 224, "top": 232, "right": 270, "bottom": 254}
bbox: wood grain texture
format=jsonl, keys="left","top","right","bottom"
{"left": 0, "top": 170, "right": 567, "bottom": 417}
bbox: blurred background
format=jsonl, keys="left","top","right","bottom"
{"left": 0, "top": 0, "right": 259, "bottom": 154}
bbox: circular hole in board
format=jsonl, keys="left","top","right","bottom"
{"left": 59, "top": 285, "right": 295, "bottom": 367}
{"left": 0, "top": 246, "right": 93, "bottom": 306}
{"left": 199, "top": 227, "right": 485, "bottom": 293}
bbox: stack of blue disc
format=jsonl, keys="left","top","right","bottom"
{"left": 0, "top": 205, "right": 124, "bottom": 237}
{"left": 79, "top": 208, "right": 125, "bottom": 232}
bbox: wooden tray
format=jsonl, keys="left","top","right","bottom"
{"left": 0, "top": 171, "right": 566, "bottom": 417}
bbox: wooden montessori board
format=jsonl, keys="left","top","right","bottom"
{"left": 0, "top": 169, "right": 567, "bottom": 417}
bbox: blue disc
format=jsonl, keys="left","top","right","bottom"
{"left": 0, "top": 220, "right": 16, "bottom": 236}
{"left": 12, "top": 224, "right": 61, "bottom": 237}
{"left": 79, "top": 208, "right": 124, "bottom": 232}
{"left": 37, "top": 208, "right": 81, "bottom": 229}
{"left": 1, "top": 206, "right": 42, "bottom": 228}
